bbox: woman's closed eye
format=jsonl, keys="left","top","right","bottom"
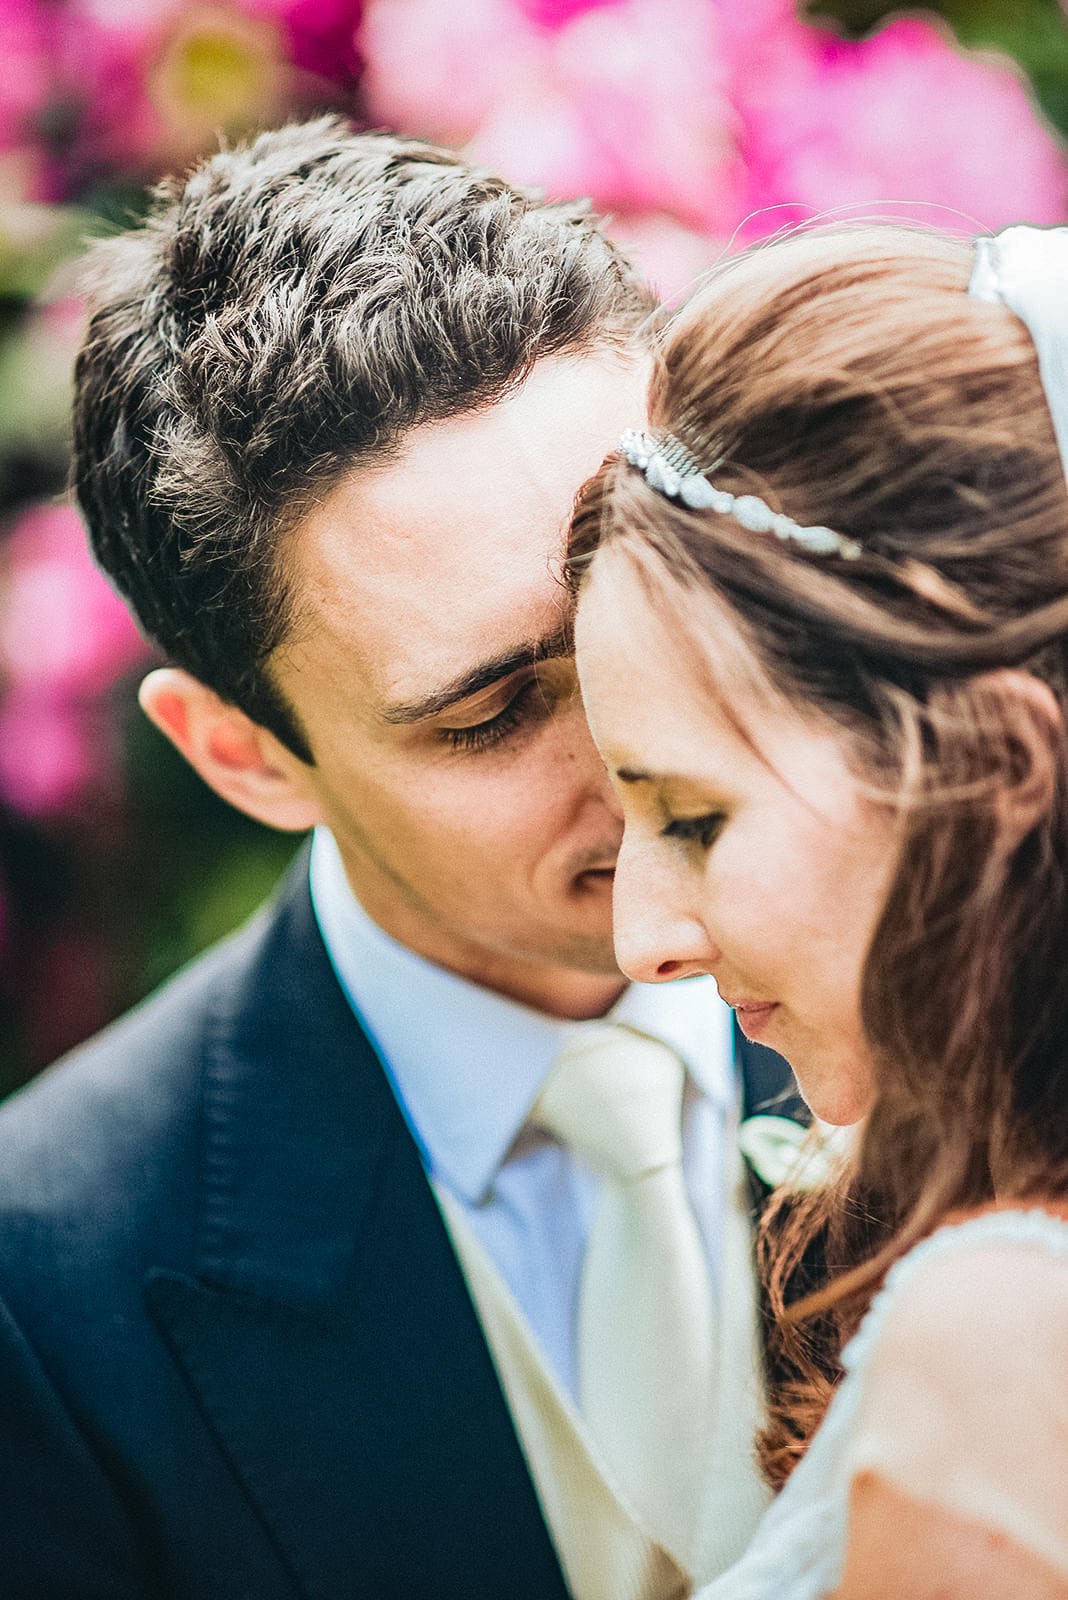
{"left": 661, "top": 812, "right": 725, "bottom": 850}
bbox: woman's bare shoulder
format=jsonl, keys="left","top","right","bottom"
{"left": 839, "top": 1205, "right": 1068, "bottom": 1595}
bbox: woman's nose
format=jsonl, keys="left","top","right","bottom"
{"left": 611, "top": 833, "right": 720, "bottom": 984}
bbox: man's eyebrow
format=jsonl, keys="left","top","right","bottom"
{"left": 615, "top": 767, "right": 653, "bottom": 784}
{"left": 379, "top": 620, "right": 575, "bottom": 726}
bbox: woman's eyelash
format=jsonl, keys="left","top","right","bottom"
{"left": 442, "top": 680, "right": 540, "bottom": 753}
{"left": 661, "top": 812, "right": 725, "bottom": 849}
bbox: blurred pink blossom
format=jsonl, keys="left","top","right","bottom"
{"left": 0, "top": 504, "right": 146, "bottom": 817}
{"left": 0, "top": 0, "right": 54, "bottom": 149}
{"left": 84, "top": 2, "right": 290, "bottom": 175}
{"left": 363, "top": 2, "right": 1065, "bottom": 249}
{"left": 144, "top": 5, "right": 288, "bottom": 165}
{"left": 734, "top": 16, "right": 1067, "bottom": 238}
{"left": 364, "top": 0, "right": 744, "bottom": 230}
{"left": 515, "top": 0, "right": 624, "bottom": 29}
{"left": 0, "top": 683, "right": 98, "bottom": 816}
{"left": 712, "top": 0, "right": 800, "bottom": 67}
{"left": 47, "top": 0, "right": 348, "bottom": 187}
{"left": 476, "top": 0, "right": 744, "bottom": 228}
{"left": 44, "top": 0, "right": 184, "bottom": 184}
{"left": 361, "top": 0, "right": 533, "bottom": 148}
{"left": 1, "top": 504, "right": 146, "bottom": 697}
{"left": 605, "top": 213, "right": 721, "bottom": 302}
{"left": 245, "top": 0, "right": 362, "bottom": 86}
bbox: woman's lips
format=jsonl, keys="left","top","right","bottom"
{"left": 728, "top": 1001, "right": 780, "bottom": 1042}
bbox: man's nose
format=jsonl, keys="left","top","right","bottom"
{"left": 611, "top": 832, "right": 720, "bottom": 984}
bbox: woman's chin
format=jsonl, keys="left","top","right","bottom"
{"left": 792, "top": 1056, "right": 874, "bottom": 1128}
{"left": 809, "top": 1100, "right": 869, "bottom": 1129}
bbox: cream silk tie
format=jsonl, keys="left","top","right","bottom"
{"left": 532, "top": 1025, "right": 716, "bottom": 1571}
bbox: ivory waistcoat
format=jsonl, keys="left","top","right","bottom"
{"left": 433, "top": 1130, "right": 771, "bottom": 1600}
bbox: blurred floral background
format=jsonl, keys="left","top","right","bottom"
{"left": 1, "top": 0, "right": 1066, "bottom": 1090}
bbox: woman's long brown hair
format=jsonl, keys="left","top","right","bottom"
{"left": 569, "top": 225, "right": 1068, "bottom": 1489}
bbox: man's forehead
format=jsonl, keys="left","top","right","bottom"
{"left": 291, "top": 489, "right": 575, "bottom": 685}
{"left": 284, "top": 350, "right": 646, "bottom": 703}
{"left": 303, "top": 352, "right": 640, "bottom": 562}
{"left": 282, "top": 514, "right": 576, "bottom": 723}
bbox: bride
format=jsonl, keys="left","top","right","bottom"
{"left": 570, "top": 222, "right": 1068, "bottom": 1598}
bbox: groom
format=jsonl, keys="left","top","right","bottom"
{"left": 0, "top": 119, "right": 797, "bottom": 1599}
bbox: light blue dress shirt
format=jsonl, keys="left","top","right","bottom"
{"left": 309, "top": 825, "right": 738, "bottom": 1401}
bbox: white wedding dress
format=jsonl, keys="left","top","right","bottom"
{"left": 697, "top": 1208, "right": 1068, "bottom": 1599}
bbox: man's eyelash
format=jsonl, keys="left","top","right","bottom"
{"left": 661, "top": 812, "right": 725, "bottom": 849}
{"left": 442, "top": 680, "right": 540, "bottom": 753}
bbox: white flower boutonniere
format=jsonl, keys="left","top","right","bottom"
{"left": 738, "top": 1114, "right": 857, "bottom": 1193}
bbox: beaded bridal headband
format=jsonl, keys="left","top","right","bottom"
{"left": 618, "top": 426, "right": 863, "bottom": 560}
{"left": 620, "top": 224, "right": 1068, "bottom": 559}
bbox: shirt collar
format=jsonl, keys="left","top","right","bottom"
{"left": 309, "top": 825, "right": 735, "bottom": 1204}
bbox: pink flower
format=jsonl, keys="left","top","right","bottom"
{"left": 361, "top": 0, "right": 531, "bottom": 148}
{"left": 0, "top": 682, "right": 99, "bottom": 817}
{"left": 362, "top": 0, "right": 743, "bottom": 229}
{"left": 0, "top": 0, "right": 55, "bottom": 154}
{"left": 712, "top": 0, "right": 800, "bottom": 68}
{"left": 0, "top": 504, "right": 146, "bottom": 699}
{"left": 44, "top": 0, "right": 183, "bottom": 186}
{"left": 735, "top": 16, "right": 1067, "bottom": 240}
{"left": 608, "top": 213, "right": 721, "bottom": 303}
{"left": 514, "top": 0, "right": 624, "bottom": 30}
{"left": 245, "top": 0, "right": 363, "bottom": 87}
{"left": 143, "top": 5, "right": 288, "bottom": 166}
{"left": 0, "top": 504, "right": 145, "bottom": 817}
{"left": 471, "top": 0, "right": 744, "bottom": 228}
{"left": 62, "top": 0, "right": 294, "bottom": 179}
{"left": 47, "top": 0, "right": 353, "bottom": 189}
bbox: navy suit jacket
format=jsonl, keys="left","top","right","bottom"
{"left": 0, "top": 853, "right": 799, "bottom": 1599}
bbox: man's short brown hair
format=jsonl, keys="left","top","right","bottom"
{"left": 73, "top": 116, "right": 655, "bottom": 759}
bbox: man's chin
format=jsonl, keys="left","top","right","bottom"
{"left": 543, "top": 930, "right": 622, "bottom": 979}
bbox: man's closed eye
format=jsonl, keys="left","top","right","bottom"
{"left": 441, "top": 676, "right": 544, "bottom": 753}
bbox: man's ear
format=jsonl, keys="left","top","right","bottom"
{"left": 138, "top": 668, "right": 323, "bottom": 833}
{"left": 982, "top": 668, "right": 1063, "bottom": 848}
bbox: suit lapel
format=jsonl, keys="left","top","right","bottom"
{"left": 146, "top": 855, "right": 569, "bottom": 1600}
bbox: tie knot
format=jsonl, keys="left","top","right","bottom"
{"left": 532, "top": 1025, "right": 686, "bottom": 1182}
